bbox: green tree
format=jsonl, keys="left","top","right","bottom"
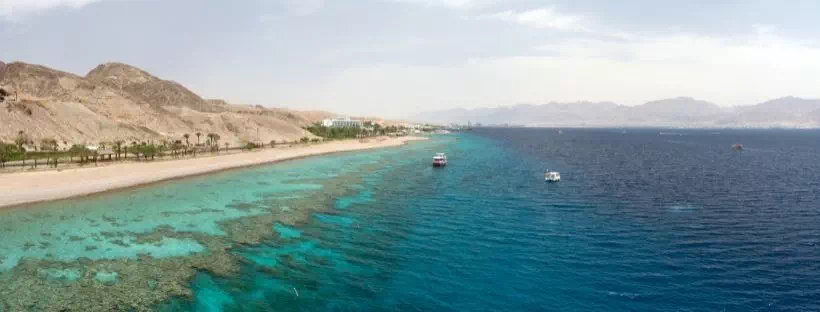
{"left": 206, "top": 133, "right": 215, "bottom": 147}
{"left": 175, "top": 140, "right": 184, "bottom": 156}
{"left": 304, "top": 123, "right": 365, "bottom": 140}
{"left": 69, "top": 144, "right": 89, "bottom": 164}
{"left": 14, "top": 131, "right": 29, "bottom": 166}
{"left": 128, "top": 141, "right": 140, "bottom": 160}
{"left": 169, "top": 141, "right": 178, "bottom": 158}
{"left": 300, "top": 136, "right": 310, "bottom": 144}
{"left": 113, "top": 140, "right": 124, "bottom": 160}
{"left": 0, "top": 142, "right": 20, "bottom": 168}
{"left": 40, "top": 138, "right": 58, "bottom": 152}
{"left": 211, "top": 134, "right": 222, "bottom": 152}
{"left": 140, "top": 143, "right": 158, "bottom": 160}
{"left": 269, "top": 140, "right": 276, "bottom": 148}
{"left": 40, "top": 138, "right": 59, "bottom": 167}
{"left": 157, "top": 143, "right": 168, "bottom": 159}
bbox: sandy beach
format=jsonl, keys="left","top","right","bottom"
{"left": 0, "top": 136, "right": 425, "bottom": 209}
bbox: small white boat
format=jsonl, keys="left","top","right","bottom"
{"left": 432, "top": 153, "right": 447, "bottom": 167}
{"left": 545, "top": 171, "right": 560, "bottom": 182}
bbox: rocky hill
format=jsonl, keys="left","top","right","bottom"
{"left": 0, "top": 61, "right": 335, "bottom": 147}
{"left": 86, "top": 62, "right": 227, "bottom": 113}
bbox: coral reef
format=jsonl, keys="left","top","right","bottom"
{"left": 0, "top": 163, "right": 369, "bottom": 311}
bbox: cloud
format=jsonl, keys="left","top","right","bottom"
{"left": 0, "top": 0, "right": 105, "bottom": 19}
{"left": 477, "top": 7, "right": 583, "bottom": 31}
{"left": 540, "top": 26, "right": 819, "bottom": 71}
{"left": 257, "top": 13, "right": 280, "bottom": 23}
{"left": 278, "top": 25, "right": 820, "bottom": 117}
{"left": 316, "top": 37, "right": 428, "bottom": 63}
{"left": 281, "top": 0, "right": 324, "bottom": 16}
{"left": 387, "top": 0, "right": 495, "bottom": 10}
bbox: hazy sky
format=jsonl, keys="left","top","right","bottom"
{"left": 2, "top": 0, "right": 820, "bottom": 117}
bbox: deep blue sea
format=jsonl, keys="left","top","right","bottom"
{"left": 3, "top": 128, "right": 820, "bottom": 311}
{"left": 166, "top": 128, "right": 820, "bottom": 311}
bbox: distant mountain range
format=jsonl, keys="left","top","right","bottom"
{"left": 411, "top": 97, "right": 820, "bottom": 128}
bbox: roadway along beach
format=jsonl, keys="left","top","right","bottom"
{"left": 0, "top": 136, "right": 425, "bottom": 209}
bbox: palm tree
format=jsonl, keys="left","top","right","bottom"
{"left": 172, "top": 140, "right": 184, "bottom": 158}
{"left": 157, "top": 143, "right": 168, "bottom": 159}
{"left": 140, "top": 143, "right": 158, "bottom": 161}
{"left": 160, "top": 140, "right": 169, "bottom": 159}
{"left": 130, "top": 141, "right": 139, "bottom": 160}
{"left": 183, "top": 133, "right": 190, "bottom": 148}
{"left": 224, "top": 142, "right": 229, "bottom": 151}
{"left": 206, "top": 133, "right": 220, "bottom": 152}
{"left": 40, "top": 138, "right": 57, "bottom": 151}
{"left": 210, "top": 134, "right": 221, "bottom": 152}
{"left": 169, "top": 141, "right": 178, "bottom": 158}
{"left": 0, "top": 142, "right": 17, "bottom": 168}
{"left": 15, "top": 131, "right": 28, "bottom": 166}
{"left": 114, "top": 140, "right": 124, "bottom": 160}
{"left": 69, "top": 144, "right": 89, "bottom": 164}
{"left": 97, "top": 142, "right": 108, "bottom": 161}
{"left": 40, "top": 138, "right": 58, "bottom": 167}
{"left": 196, "top": 132, "right": 202, "bottom": 146}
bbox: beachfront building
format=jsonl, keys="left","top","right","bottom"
{"left": 322, "top": 117, "right": 363, "bottom": 128}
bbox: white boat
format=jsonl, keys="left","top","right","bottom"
{"left": 545, "top": 171, "right": 560, "bottom": 182}
{"left": 433, "top": 153, "right": 447, "bottom": 167}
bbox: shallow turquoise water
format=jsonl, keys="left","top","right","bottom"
{"left": 0, "top": 144, "right": 420, "bottom": 272}
{"left": 0, "top": 137, "right": 449, "bottom": 310}
{"left": 5, "top": 129, "right": 820, "bottom": 311}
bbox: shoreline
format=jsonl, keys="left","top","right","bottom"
{"left": 0, "top": 136, "right": 426, "bottom": 210}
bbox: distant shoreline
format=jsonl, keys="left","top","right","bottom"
{"left": 0, "top": 136, "right": 426, "bottom": 210}
{"left": 466, "top": 126, "right": 820, "bottom": 130}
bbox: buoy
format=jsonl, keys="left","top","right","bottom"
{"left": 731, "top": 144, "right": 743, "bottom": 152}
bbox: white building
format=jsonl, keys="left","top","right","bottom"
{"left": 322, "top": 117, "right": 363, "bottom": 128}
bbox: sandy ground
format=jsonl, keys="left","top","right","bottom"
{"left": 0, "top": 137, "right": 426, "bottom": 209}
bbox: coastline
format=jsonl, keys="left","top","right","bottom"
{"left": 0, "top": 136, "right": 426, "bottom": 210}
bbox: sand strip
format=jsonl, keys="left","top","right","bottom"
{"left": 0, "top": 137, "right": 426, "bottom": 209}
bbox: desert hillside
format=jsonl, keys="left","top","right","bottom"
{"left": 0, "top": 60, "right": 337, "bottom": 147}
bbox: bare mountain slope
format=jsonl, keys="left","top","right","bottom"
{"left": 0, "top": 61, "right": 322, "bottom": 146}
{"left": 86, "top": 62, "right": 226, "bottom": 113}
{"left": 719, "top": 97, "right": 820, "bottom": 127}
{"left": 0, "top": 61, "right": 6, "bottom": 81}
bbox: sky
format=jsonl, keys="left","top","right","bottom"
{"left": 2, "top": 0, "right": 820, "bottom": 118}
